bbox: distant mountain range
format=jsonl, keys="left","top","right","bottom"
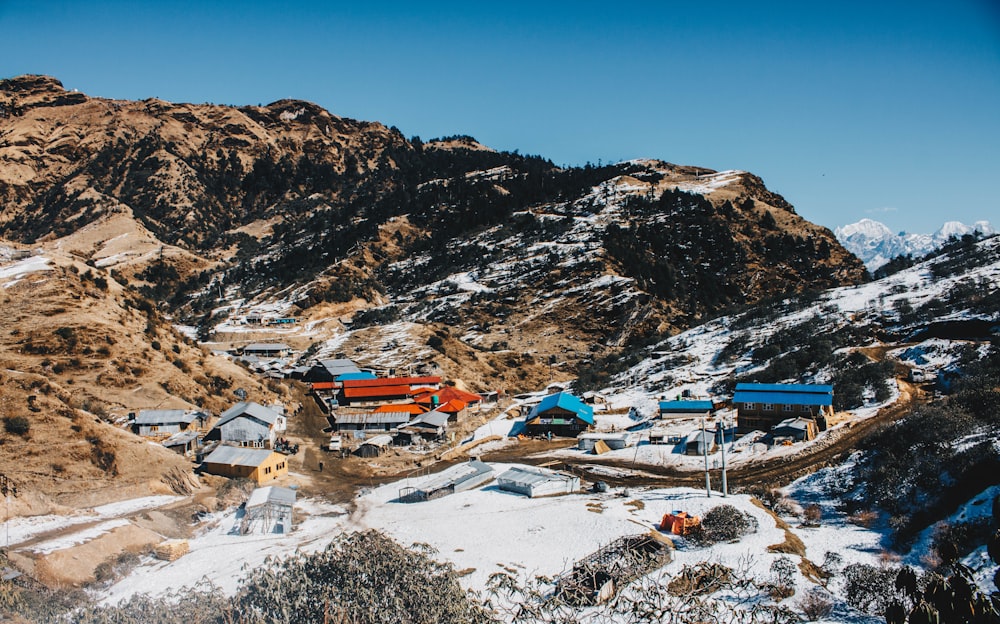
{"left": 835, "top": 218, "right": 995, "bottom": 270}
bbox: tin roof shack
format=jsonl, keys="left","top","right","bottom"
{"left": 303, "top": 358, "right": 362, "bottom": 382}
{"left": 769, "top": 417, "right": 818, "bottom": 444}
{"left": 684, "top": 429, "right": 716, "bottom": 456}
{"left": 201, "top": 446, "right": 288, "bottom": 484}
{"left": 496, "top": 465, "right": 580, "bottom": 498}
{"left": 354, "top": 434, "right": 393, "bottom": 458}
{"left": 657, "top": 400, "right": 714, "bottom": 420}
{"left": 734, "top": 383, "right": 833, "bottom": 433}
{"left": 331, "top": 411, "right": 411, "bottom": 432}
{"left": 210, "top": 402, "right": 286, "bottom": 449}
{"left": 577, "top": 432, "right": 640, "bottom": 453}
{"left": 161, "top": 430, "right": 201, "bottom": 456}
{"left": 648, "top": 426, "right": 684, "bottom": 446}
{"left": 556, "top": 533, "right": 674, "bottom": 606}
{"left": 133, "top": 409, "right": 209, "bottom": 438}
{"left": 395, "top": 410, "right": 450, "bottom": 445}
{"left": 240, "top": 486, "right": 296, "bottom": 535}
{"left": 524, "top": 392, "right": 595, "bottom": 437}
{"left": 398, "top": 460, "right": 494, "bottom": 503}
{"left": 241, "top": 343, "right": 293, "bottom": 358}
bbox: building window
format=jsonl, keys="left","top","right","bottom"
{"left": 762, "top": 403, "right": 774, "bottom": 411}
{"left": 801, "top": 405, "right": 812, "bottom": 413}
{"left": 743, "top": 403, "right": 755, "bottom": 410}
{"left": 783, "top": 404, "right": 794, "bottom": 412}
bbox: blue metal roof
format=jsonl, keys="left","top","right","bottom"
{"left": 335, "top": 371, "right": 377, "bottom": 381}
{"left": 658, "top": 400, "right": 714, "bottom": 412}
{"left": 734, "top": 383, "right": 833, "bottom": 394}
{"left": 532, "top": 392, "right": 595, "bottom": 424}
{"left": 734, "top": 388, "right": 833, "bottom": 407}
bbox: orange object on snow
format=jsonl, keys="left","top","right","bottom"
{"left": 660, "top": 511, "right": 701, "bottom": 536}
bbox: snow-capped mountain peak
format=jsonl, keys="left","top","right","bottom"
{"left": 836, "top": 218, "right": 995, "bottom": 270}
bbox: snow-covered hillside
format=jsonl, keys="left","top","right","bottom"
{"left": 836, "top": 218, "right": 995, "bottom": 270}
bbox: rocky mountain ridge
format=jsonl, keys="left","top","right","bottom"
{"left": 0, "top": 74, "right": 866, "bottom": 500}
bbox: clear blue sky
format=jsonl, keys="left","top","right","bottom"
{"left": 2, "top": 1, "right": 998, "bottom": 234}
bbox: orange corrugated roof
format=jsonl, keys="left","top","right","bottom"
{"left": 413, "top": 386, "right": 481, "bottom": 405}
{"left": 342, "top": 385, "right": 412, "bottom": 399}
{"left": 342, "top": 376, "right": 441, "bottom": 389}
{"left": 372, "top": 403, "right": 428, "bottom": 414}
{"left": 311, "top": 381, "right": 337, "bottom": 391}
{"left": 435, "top": 399, "right": 467, "bottom": 413}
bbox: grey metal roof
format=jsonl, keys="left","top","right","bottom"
{"left": 202, "top": 445, "right": 274, "bottom": 467}
{"left": 497, "top": 466, "right": 574, "bottom": 487}
{"left": 359, "top": 434, "right": 393, "bottom": 448}
{"left": 336, "top": 412, "right": 410, "bottom": 425}
{"left": 408, "top": 410, "right": 450, "bottom": 428}
{"left": 135, "top": 409, "right": 195, "bottom": 426}
{"left": 319, "top": 358, "right": 361, "bottom": 375}
{"left": 246, "top": 485, "right": 297, "bottom": 508}
{"left": 217, "top": 402, "right": 280, "bottom": 427}
{"left": 417, "top": 460, "right": 494, "bottom": 492}
{"left": 162, "top": 430, "right": 200, "bottom": 446}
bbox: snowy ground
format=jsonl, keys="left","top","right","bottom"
{"left": 26, "top": 461, "right": 890, "bottom": 611}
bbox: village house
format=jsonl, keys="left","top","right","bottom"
{"left": 733, "top": 383, "right": 833, "bottom": 433}
{"left": 208, "top": 402, "right": 286, "bottom": 448}
{"left": 523, "top": 392, "right": 595, "bottom": 437}
{"left": 201, "top": 446, "right": 288, "bottom": 484}
{"left": 132, "top": 409, "right": 211, "bottom": 437}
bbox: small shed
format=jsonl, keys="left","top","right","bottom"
{"left": 354, "top": 434, "right": 393, "bottom": 458}
{"left": 684, "top": 429, "right": 716, "bottom": 456}
{"left": 161, "top": 430, "right": 201, "bottom": 455}
{"left": 577, "top": 432, "right": 639, "bottom": 452}
{"left": 770, "top": 417, "right": 817, "bottom": 442}
{"left": 496, "top": 465, "right": 580, "bottom": 498}
{"left": 240, "top": 485, "right": 296, "bottom": 535}
{"left": 398, "top": 460, "right": 495, "bottom": 503}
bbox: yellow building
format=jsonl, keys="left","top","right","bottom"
{"left": 201, "top": 446, "right": 288, "bottom": 483}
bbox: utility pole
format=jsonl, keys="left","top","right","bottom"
{"left": 701, "top": 417, "right": 711, "bottom": 497}
{"left": 1, "top": 474, "right": 17, "bottom": 550}
{"left": 718, "top": 418, "right": 728, "bottom": 497}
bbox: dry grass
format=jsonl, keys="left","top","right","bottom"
{"left": 749, "top": 498, "right": 807, "bottom": 557}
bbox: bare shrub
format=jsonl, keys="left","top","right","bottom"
{"left": 694, "top": 504, "right": 759, "bottom": 545}
{"left": 798, "top": 587, "right": 834, "bottom": 621}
